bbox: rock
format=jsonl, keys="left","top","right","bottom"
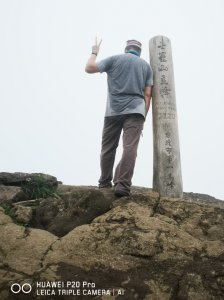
{"left": 0, "top": 172, "right": 59, "bottom": 201}
{"left": 183, "top": 192, "right": 224, "bottom": 208}
{"left": 0, "top": 219, "right": 58, "bottom": 276}
{"left": 13, "top": 204, "right": 33, "bottom": 224}
{"left": 0, "top": 172, "right": 58, "bottom": 188}
{"left": 177, "top": 273, "right": 212, "bottom": 300}
{"left": 0, "top": 186, "right": 223, "bottom": 299}
{"left": 0, "top": 185, "right": 28, "bottom": 204}
{"left": 0, "top": 207, "right": 12, "bottom": 225}
{"left": 31, "top": 187, "right": 116, "bottom": 237}
{"left": 157, "top": 197, "right": 224, "bottom": 242}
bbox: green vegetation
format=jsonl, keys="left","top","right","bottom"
{"left": 0, "top": 175, "right": 58, "bottom": 226}
{"left": 0, "top": 202, "right": 14, "bottom": 218}
{"left": 0, "top": 202, "right": 24, "bottom": 226}
{"left": 21, "top": 174, "right": 58, "bottom": 199}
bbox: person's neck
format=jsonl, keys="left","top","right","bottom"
{"left": 126, "top": 50, "right": 140, "bottom": 57}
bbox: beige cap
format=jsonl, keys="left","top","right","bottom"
{"left": 126, "top": 39, "right": 142, "bottom": 50}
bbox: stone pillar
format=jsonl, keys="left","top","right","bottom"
{"left": 149, "top": 36, "right": 183, "bottom": 198}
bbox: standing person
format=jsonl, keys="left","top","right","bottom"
{"left": 85, "top": 38, "right": 153, "bottom": 197}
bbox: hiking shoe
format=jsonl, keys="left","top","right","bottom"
{"left": 114, "top": 190, "right": 129, "bottom": 198}
{"left": 98, "top": 183, "right": 112, "bottom": 189}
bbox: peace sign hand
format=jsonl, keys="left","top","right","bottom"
{"left": 92, "top": 37, "right": 102, "bottom": 56}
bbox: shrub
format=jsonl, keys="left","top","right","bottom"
{"left": 21, "top": 174, "right": 57, "bottom": 199}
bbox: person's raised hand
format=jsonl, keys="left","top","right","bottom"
{"left": 92, "top": 37, "right": 102, "bottom": 56}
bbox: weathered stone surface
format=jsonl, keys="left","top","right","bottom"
{"left": 184, "top": 192, "right": 224, "bottom": 208}
{"left": 0, "top": 172, "right": 58, "bottom": 187}
{"left": 13, "top": 204, "right": 33, "bottom": 224}
{"left": 0, "top": 219, "right": 58, "bottom": 276}
{"left": 149, "top": 36, "right": 183, "bottom": 198}
{"left": 0, "top": 185, "right": 28, "bottom": 204}
{"left": 0, "top": 186, "right": 223, "bottom": 299}
{"left": 157, "top": 197, "right": 224, "bottom": 242}
{"left": 0, "top": 207, "right": 12, "bottom": 225}
{"left": 0, "top": 269, "right": 25, "bottom": 290}
{"left": 31, "top": 188, "right": 116, "bottom": 237}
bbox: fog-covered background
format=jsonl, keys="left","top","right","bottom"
{"left": 0, "top": 0, "right": 223, "bottom": 199}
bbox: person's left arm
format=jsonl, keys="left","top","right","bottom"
{"left": 144, "top": 86, "right": 152, "bottom": 117}
{"left": 144, "top": 65, "right": 153, "bottom": 118}
{"left": 85, "top": 38, "right": 102, "bottom": 74}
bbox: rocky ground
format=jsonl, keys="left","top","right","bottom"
{"left": 0, "top": 172, "right": 224, "bottom": 300}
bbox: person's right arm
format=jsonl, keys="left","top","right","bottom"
{"left": 144, "top": 86, "right": 152, "bottom": 117}
{"left": 85, "top": 37, "right": 102, "bottom": 74}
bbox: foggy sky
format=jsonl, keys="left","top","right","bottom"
{"left": 0, "top": 0, "right": 223, "bottom": 199}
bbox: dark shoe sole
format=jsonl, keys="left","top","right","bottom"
{"left": 98, "top": 184, "right": 112, "bottom": 189}
{"left": 114, "top": 190, "right": 129, "bottom": 198}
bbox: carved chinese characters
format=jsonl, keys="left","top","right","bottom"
{"left": 149, "top": 36, "right": 183, "bottom": 197}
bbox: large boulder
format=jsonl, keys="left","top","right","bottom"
{"left": 13, "top": 205, "right": 33, "bottom": 224}
{"left": 0, "top": 186, "right": 223, "bottom": 300}
{"left": 0, "top": 172, "right": 59, "bottom": 188}
{"left": 0, "top": 185, "right": 28, "bottom": 204}
{"left": 0, "top": 172, "right": 59, "bottom": 202}
{"left": 31, "top": 187, "right": 116, "bottom": 237}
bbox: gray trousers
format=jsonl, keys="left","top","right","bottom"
{"left": 99, "top": 113, "right": 144, "bottom": 194}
